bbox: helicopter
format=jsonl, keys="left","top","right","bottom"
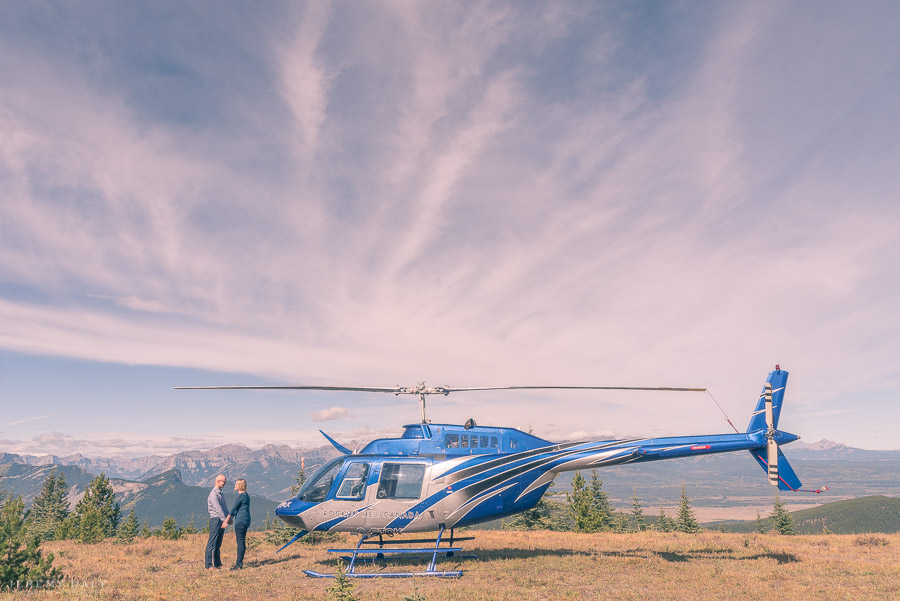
{"left": 177, "top": 366, "right": 825, "bottom": 578}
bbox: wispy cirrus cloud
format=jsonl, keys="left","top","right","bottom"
{"left": 1, "top": 2, "right": 899, "bottom": 450}
{"left": 0, "top": 414, "right": 55, "bottom": 429}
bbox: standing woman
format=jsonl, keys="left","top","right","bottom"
{"left": 229, "top": 479, "right": 251, "bottom": 569}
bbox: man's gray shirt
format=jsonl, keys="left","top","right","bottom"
{"left": 208, "top": 486, "right": 229, "bottom": 521}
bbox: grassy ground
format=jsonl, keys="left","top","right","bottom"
{"left": 5, "top": 530, "right": 898, "bottom": 600}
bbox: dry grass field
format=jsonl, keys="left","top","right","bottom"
{"left": 5, "top": 530, "right": 898, "bottom": 601}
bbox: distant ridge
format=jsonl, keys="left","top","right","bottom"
{"left": 717, "top": 495, "right": 900, "bottom": 534}
{"left": 0, "top": 457, "right": 277, "bottom": 528}
{"left": 8, "top": 443, "right": 342, "bottom": 500}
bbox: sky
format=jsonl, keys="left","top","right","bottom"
{"left": 1, "top": 1, "right": 899, "bottom": 458}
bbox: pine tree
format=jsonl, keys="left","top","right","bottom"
{"left": 656, "top": 507, "right": 674, "bottom": 532}
{"left": 54, "top": 514, "right": 79, "bottom": 540}
{"left": 630, "top": 487, "right": 646, "bottom": 531}
{"left": 74, "top": 474, "right": 120, "bottom": 541}
{"left": 770, "top": 493, "right": 795, "bottom": 535}
{"left": 567, "top": 470, "right": 614, "bottom": 532}
{"left": 77, "top": 505, "right": 106, "bottom": 544}
{"left": 588, "top": 471, "right": 613, "bottom": 531}
{"left": 567, "top": 471, "right": 595, "bottom": 532}
{"left": 116, "top": 509, "right": 138, "bottom": 544}
{"left": 160, "top": 517, "right": 181, "bottom": 540}
{"left": 140, "top": 519, "right": 152, "bottom": 538}
{"left": 27, "top": 470, "right": 69, "bottom": 542}
{"left": 182, "top": 515, "right": 197, "bottom": 534}
{"left": 754, "top": 510, "right": 768, "bottom": 534}
{"left": 504, "top": 491, "right": 553, "bottom": 530}
{"left": 675, "top": 484, "right": 700, "bottom": 533}
{"left": 327, "top": 561, "right": 359, "bottom": 601}
{"left": 0, "top": 494, "right": 62, "bottom": 589}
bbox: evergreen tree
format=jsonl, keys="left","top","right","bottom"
{"left": 140, "top": 519, "right": 152, "bottom": 538}
{"left": 567, "top": 471, "right": 595, "bottom": 532}
{"left": 656, "top": 507, "right": 674, "bottom": 532}
{"left": 567, "top": 470, "right": 614, "bottom": 532}
{"left": 182, "top": 515, "right": 198, "bottom": 535}
{"left": 116, "top": 509, "right": 139, "bottom": 544}
{"left": 159, "top": 517, "right": 181, "bottom": 540}
{"left": 77, "top": 505, "right": 106, "bottom": 544}
{"left": 675, "top": 484, "right": 700, "bottom": 533}
{"left": 27, "top": 470, "right": 69, "bottom": 542}
{"left": 0, "top": 494, "right": 61, "bottom": 589}
{"left": 326, "top": 561, "right": 359, "bottom": 601}
{"left": 770, "top": 493, "right": 795, "bottom": 535}
{"left": 74, "top": 474, "right": 120, "bottom": 541}
{"left": 291, "top": 465, "right": 307, "bottom": 496}
{"left": 630, "top": 487, "right": 646, "bottom": 532}
{"left": 754, "top": 510, "right": 768, "bottom": 534}
{"left": 54, "top": 514, "right": 79, "bottom": 540}
{"left": 589, "top": 471, "right": 613, "bottom": 530}
{"left": 504, "top": 491, "right": 553, "bottom": 530}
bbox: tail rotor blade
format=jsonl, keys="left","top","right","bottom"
{"left": 765, "top": 383, "right": 778, "bottom": 485}
{"left": 767, "top": 438, "right": 779, "bottom": 486}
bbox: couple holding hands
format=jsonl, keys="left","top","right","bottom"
{"left": 205, "top": 474, "right": 251, "bottom": 570}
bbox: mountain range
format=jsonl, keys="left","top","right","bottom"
{"left": 2, "top": 439, "right": 898, "bottom": 528}
{"left": 4, "top": 443, "right": 341, "bottom": 500}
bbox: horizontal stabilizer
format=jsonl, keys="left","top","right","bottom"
{"left": 749, "top": 448, "right": 802, "bottom": 491}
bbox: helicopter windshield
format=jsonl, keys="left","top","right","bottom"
{"left": 296, "top": 458, "right": 343, "bottom": 503}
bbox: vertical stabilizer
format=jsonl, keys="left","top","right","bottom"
{"left": 746, "top": 368, "right": 789, "bottom": 432}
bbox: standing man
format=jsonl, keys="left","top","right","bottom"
{"left": 205, "top": 474, "right": 230, "bottom": 570}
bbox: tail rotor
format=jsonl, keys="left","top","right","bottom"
{"left": 765, "top": 383, "right": 779, "bottom": 486}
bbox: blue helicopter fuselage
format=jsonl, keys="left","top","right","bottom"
{"left": 275, "top": 370, "right": 802, "bottom": 537}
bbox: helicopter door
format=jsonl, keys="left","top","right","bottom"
{"left": 370, "top": 463, "right": 427, "bottom": 529}
{"left": 315, "top": 461, "right": 371, "bottom": 532}
{"left": 333, "top": 462, "right": 371, "bottom": 501}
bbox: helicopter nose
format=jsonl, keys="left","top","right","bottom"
{"left": 275, "top": 498, "right": 317, "bottom": 529}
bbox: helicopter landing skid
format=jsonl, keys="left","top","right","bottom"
{"left": 303, "top": 526, "right": 466, "bottom": 579}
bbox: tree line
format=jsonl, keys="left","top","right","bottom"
{"left": 504, "top": 469, "right": 795, "bottom": 536}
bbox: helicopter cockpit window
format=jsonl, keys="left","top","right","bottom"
{"left": 445, "top": 433, "right": 460, "bottom": 448}
{"left": 377, "top": 464, "right": 426, "bottom": 500}
{"left": 401, "top": 426, "right": 426, "bottom": 439}
{"left": 471, "top": 436, "right": 480, "bottom": 449}
{"left": 481, "top": 436, "right": 489, "bottom": 448}
{"left": 335, "top": 462, "right": 370, "bottom": 500}
{"left": 490, "top": 436, "right": 499, "bottom": 448}
{"left": 297, "top": 458, "right": 343, "bottom": 503}
{"left": 461, "top": 435, "right": 469, "bottom": 449}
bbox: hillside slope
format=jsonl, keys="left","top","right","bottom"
{"left": 718, "top": 495, "right": 900, "bottom": 534}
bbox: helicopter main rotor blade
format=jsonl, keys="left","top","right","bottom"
{"left": 176, "top": 383, "right": 707, "bottom": 424}
{"left": 175, "top": 384, "right": 706, "bottom": 394}
{"left": 439, "top": 386, "right": 707, "bottom": 393}
{"left": 174, "top": 385, "right": 404, "bottom": 393}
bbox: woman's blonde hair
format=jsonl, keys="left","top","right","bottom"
{"left": 235, "top": 478, "right": 247, "bottom": 492}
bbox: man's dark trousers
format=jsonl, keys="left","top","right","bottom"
{"left": 205, "top": 518, "right": 225, "bottom": 568}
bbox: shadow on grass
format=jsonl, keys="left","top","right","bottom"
{"left": 301, "top": 546, "right": 592, "bottom": 575}
{"left": 249, "top": 554, "right": 304, "bottom": 568}
{"left": 598, "top": 548, "right": 800, "bottom": 565}
{"left": 287, "top": 545, "right": 801, "bottom": 575}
